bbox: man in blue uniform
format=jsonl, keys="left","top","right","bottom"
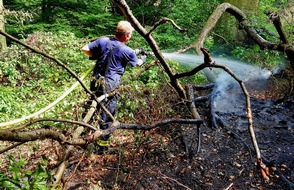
{"left": 82, "top": 21, "right": 146, "bottom": 153}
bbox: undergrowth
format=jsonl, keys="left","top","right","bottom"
{"left": 0, "top": 31, "right": 90, "bottom": 124}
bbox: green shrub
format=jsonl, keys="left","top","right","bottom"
{"left": 0, "top": 155, "right": 50, "bottom": 190}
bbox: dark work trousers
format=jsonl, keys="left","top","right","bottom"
{"left": 93, "top": 76, "right": 119, "bottom": 141}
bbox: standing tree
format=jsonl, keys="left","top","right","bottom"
{"left": 0, "top": 0, "right": 7, "bottom": 50}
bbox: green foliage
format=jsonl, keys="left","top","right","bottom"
{"left": 260, "top": 0, "right": 289, "bottom": 12}
{"left": 258, "top": 0, "right": 294, "bottom": 45}
{"left": 0, "top": 31, "right": 89, "bottom": 123}
{"left": 2, "top": 0, "right": 292, "bottom": 126}
{"left": 5, "top": 0, "right": 118, "bottom": 38}
{"left": 150, "top": 0, "right": 221, "bottom": 50}
{"left": 230, "top": 45, "right": 285, "bottom": 68}
{"left": 0, "top": 155, "right": 50, "bottom": 190}
{"left": 126, "top": 0, "right": 175, "bottom": 25}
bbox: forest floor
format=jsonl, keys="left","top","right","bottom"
{"left": 64, "top": 70, "right": 294, "bottom": 190}
{"left": 0, "top": 71, "right": 293, "bottom": 190}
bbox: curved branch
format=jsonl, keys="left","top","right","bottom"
{"left": 148, "top": 17, "right": 187, "bottom": 35}
{"left": 201, "top": 64, "right": 266, "bottom": 179}
{"left": 14, "top": 118, "right": 98, "bottom": 131}
{"left": 240, "top": 20, "right": 294, "bottom": 71}
{"left": 176, "top": 2, "right": 294, "bottom": 72}
{"left": 203, "top": 3, "right": 294, "bottom": 70}
{"left": 208, "top": 64, "right": 259, "bottom": 157}
{"left": 172, "top": 47, "right": 266, "bottom": 179}
{"left": 119, "top": 118, "right": 203, "bottom": 130}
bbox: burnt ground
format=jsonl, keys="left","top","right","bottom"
{"left": 61, "top": 74, "right": 294, "bottom": 190}
{"left": 0, "top": 74, "right": 293, "bottom": 190}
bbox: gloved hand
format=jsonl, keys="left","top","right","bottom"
{"left": 134, "top": 48, "right": 143, "bottom": 55}
{"left": 139, "top": 55, "right": 147, "bottom": 63}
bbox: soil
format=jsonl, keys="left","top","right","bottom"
{"left": 0, "top": 72, "right": 293, "bottom": 190}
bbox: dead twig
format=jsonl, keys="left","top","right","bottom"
{"left": 174, "top": 48, "right": 266, "bottom": 181}
{"left": 224, "top": 183, "right": 234, "bottom": 190}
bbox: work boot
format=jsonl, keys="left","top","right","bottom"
{"left": 95, "top": 122, "right": 112, "bottom": 154}
{"left": 95, "top": 138, "right": 110, "bottom": 155}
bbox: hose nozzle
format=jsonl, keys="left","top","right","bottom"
{"left": 135, "top": 48, "right": 154, "bottom": 57}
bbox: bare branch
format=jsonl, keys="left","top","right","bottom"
{"left": 119, "top": 118, "right": 203, "bottom": 130}
{"left": 19, "top": 118, "right": 98, "bottom": 131}
{"left": 206, "top": 63, "right": 260, "bottom": 157}
{"left": 147, "top": 17, "right": 187, "bottom": 36}
{"left": 174, "top": 63, "right": 207, "bottom": 79}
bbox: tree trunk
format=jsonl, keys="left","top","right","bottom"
{"left": 0, "top": 0, "right": 7, "bottom": 50}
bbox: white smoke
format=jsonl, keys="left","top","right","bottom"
{"left": 163, "top": 53, "right": 273, "bottom": 115}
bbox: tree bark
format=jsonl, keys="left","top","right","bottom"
{"left": 0, "top": 128, "right": 66, "bottom": 142}
{"left": 0, "top": 0, "right": 7, "bottom": 50}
